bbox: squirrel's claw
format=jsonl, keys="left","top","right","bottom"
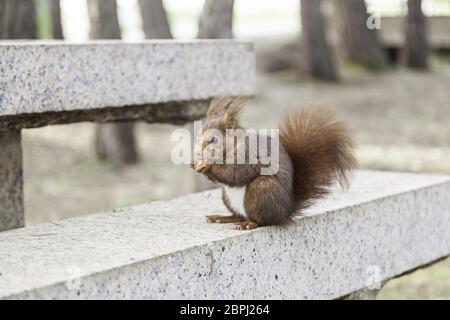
{"left": 234, "top": 221, "right": 259, "bottom": 231}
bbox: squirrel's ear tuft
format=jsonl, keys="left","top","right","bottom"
{"left": 207, "top": 96, "right": 232, "bottom": 118}
{"left": 206, "top": 96, "right": 250, "bottom": 128}
{"left": 206, "top": 96, "right": 251, "bottom": 121}
{"left": 221, "top": 96, "right": 250, "bottom": 128}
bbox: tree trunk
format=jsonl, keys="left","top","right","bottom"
{"left": 334, "top": 0, "right": 389, "bottom": 70}
{"left": 196, "top": 0, "right": 235, "bottom": 192}
{"left": 301, "top": 0, "right": 338, "bottom": 81}
{"left": 0, "top": 0, "right": 37, "bottom": 39}
{"left": 198, "top": 0, "right": 234, "bottom": 39}
{"left": 138, "top": 0, "right": 172, "bottom": 39}
{"left": 404, "top": 0, "right": 428, "bottom": 70}
{"left": 87, "top": 0, "right": 121, "bottom": 39}
{"left": 87, "top": 0, "right": 139, "bottom": 164}
{"left": 50, "top": 0, "right": 63, "bottom": 39}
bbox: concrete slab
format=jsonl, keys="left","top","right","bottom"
{"left": 0, "top": 170, "right": 448, "bottom": 299}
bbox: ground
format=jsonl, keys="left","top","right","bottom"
{"left": 22, "top": 59, "right": 450, "bottom": 299}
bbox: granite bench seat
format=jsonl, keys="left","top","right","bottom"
{"left": 0, "top": 40, "right": 254, "bottom": 127}
{"left": 0, "top": 40, "right": 255, "bottom": 231}
{"left": 0, "top": 170, "right": 448, "bottom": 299}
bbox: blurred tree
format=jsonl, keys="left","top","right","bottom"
{"left": 88, "top": 0, "right": 121, "bottom": 39}
{"left": 0, "top": 0, "right": 37, "bottom": 39}
{"left": 87, "top": 0, "right": 139, "bottom": 164}
{"left": 50, "top": 0, "right": 63, "bottom": 39}
{"left": 138, "top": 0, "right": 172, "bottom": 39}
{"left": 196, "top": 0, "right": 235, "bottom": 192}
{"left": 334, "top": 0, "right": 389, "bottom": 70}
{"left": 404, "top": 0, "right": 429, "bottom": 69}
{"left": 198, "top": 0, "right": 234, "bottom": 38}
{"left": 301, "top": 0, "right": 338, "bottom": 81}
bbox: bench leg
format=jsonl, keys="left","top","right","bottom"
{"left": 0, "top": 130, "right": 24, "bottom": 231}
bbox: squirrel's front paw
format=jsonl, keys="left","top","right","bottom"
{"left": 195, "top": 160, "right": 211, "bottom": 173}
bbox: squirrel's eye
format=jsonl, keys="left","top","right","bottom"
{"left": 210, "top": 136, "right": 217, "bottom": 144}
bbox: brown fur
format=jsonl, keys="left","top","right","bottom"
{"left": 206, "top": 214, "right": 244, "bottom": 223}
{"left": 279, "top": 108, "right": 357, "bottom": 212}
{"left": 193, "top": 97, "right": 356, "bottom": 228}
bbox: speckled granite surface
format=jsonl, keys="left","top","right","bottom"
{"left": 0, "top": 40, "right": 255, "bottom": 116}
{"left": 0, "top": 170, "right": 449, "bottom": 299}
{"left": 0, "top": 131, "right": 24, "bottom": 231}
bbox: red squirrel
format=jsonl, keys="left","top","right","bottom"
{"left": 191, "top": 96, "right": 356, "bottom": 230}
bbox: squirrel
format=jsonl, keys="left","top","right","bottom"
{"left": 191, "top": 96, "right": 356, "bottom": 230}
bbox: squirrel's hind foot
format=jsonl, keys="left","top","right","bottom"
{"left": 234, "top": 221, "right": 259, "bottom": 231}
{"left": 206, "top": 214, "right": 244, "bottom": 224}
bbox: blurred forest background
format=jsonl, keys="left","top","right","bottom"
{"left": 1, "top": 0, "right": 449, "bottom": 299}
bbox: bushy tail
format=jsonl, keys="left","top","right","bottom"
{"left": 280, "top": 108, "right": 357, "bottom": 212}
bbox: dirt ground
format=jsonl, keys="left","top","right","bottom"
{"left": 21, "top": 59, "right": 450, "bottom": 299}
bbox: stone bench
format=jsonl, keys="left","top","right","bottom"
{"left": 0, "top": 40, "right": 255, "bottom": 231}
{"left": 380, "top": 16, "right": 450, "bottom": 50}
{"left": 0, "top": 170, "right": 448, "bottom": 299}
